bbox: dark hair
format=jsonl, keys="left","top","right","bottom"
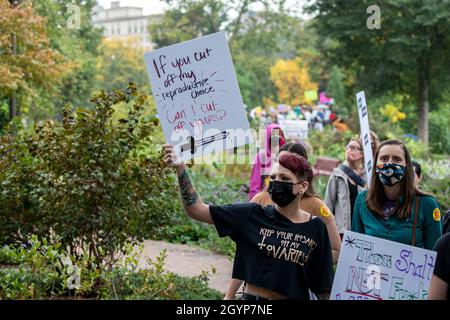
{"left": 367, "top": 139, "right": 429, "bottom": 219}
{"left": 411, "top": 161, "right": 422, "bottom": 178}
{"left": 280, "top": 143, "right": 319, "bottom": 198}
{"left": 280, "top": 142, "right": 308, "bottom": 159}
{"left": 279, "top": 143, "right": 318, "bottom": 197}
{"left": 370, "top": 131, "right": 380, "bottom": 158}
{"left": 278, "top": 152, "right": 313, "bottom": 181}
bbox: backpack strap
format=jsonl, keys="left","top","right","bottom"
{"left": 340, "top": 165, "right": 366, "bottom": 188}
{"left": 411, "top": 196, "right": 421, "bottom": 246}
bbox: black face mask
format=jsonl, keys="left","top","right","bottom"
{"left": 268, "top": 180, "right": 301, "bottom": 207}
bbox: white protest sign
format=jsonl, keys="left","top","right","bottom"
{"left": 277, "top": 119, "right": 308, "bottom": 140}
{"left": 356, "top": 91, "right": 373, "bottom": 185}
{"left": 331, "top": 230, "right": 436, "bottom": 300}
{"left": 144, "top": 32, "right": 252, "bottom": 161}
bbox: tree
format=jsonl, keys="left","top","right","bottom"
{"left": 269, "top": 58, "right": 318, "bottom": 106}
{"left": 32, "top": 0, "right": 102, "bottom": 113}
{"left": 95, "top": 38, "right": 149, "bottom": 93}
{"left": 0, "top": 0, "right": 68, "bottom": 120}
{"left": 149, "top": 0, "right": 308, "bottom": 107}
{"left": 326, "top": 65, "right": 346, "bottom": 113}
{"left": 307, "top": 0, "right": 450, "bottom": 143}
{"left": 149, "top": 0, "right": 228, "bottom": 47}
{"left": 0, "top": 84, "right": 176, "bottom": 270}
{"left": 233, "top": 54, "right": 277, "bottom": 108}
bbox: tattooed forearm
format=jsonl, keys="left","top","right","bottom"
{"left": 178, "top": 169, "right": 199, "bottom": 207}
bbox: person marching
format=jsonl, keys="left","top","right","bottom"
{"left": 352, "top": 139, "right": 442, "bottom": 250}
{"left": 251, "top": 143, "right": 342, "bottom": 261}
{"left": 224, "top": 143, "right": 341, "bottom": 300}
{"left": 248, "top": 124, "right": 286, "bottom": 200}
{"left": 163, "top": 144, "right": 334, "bottom": 300}
{"left": 429, "top": 233, "right": 450, "bottom": 300}
{"left": 325, "top": 138, "right": 366, "bottom": 237}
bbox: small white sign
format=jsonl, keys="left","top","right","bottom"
{"left": 331, "top": 231, "right": 436, "bottom": 300}
{"left": 144, "top": 32, "right": 252, "bottom": 161}
{"left": 356, "top": 91, "right": 373, "bottom": 185}
{"left": 278, "top": 119, "right": 308, "bottom": 140}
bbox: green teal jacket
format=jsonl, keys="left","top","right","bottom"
{"left": 351, "top": 190, "right": 442, "bottom": 250}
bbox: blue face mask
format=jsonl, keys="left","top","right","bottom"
{"left": 376, "top": 163, "right": 406, "bottom": 186}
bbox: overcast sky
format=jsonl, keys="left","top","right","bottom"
{"left": 95, "top": 0, "right": 312, "bottom": 18}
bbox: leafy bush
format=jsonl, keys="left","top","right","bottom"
{"left": 0, "top": 99, "right": 8, "bottom": 133}
{"left": 419, "top": 159, "right": 450, "bottom": 211}
{"left": 0, "top": 236, "right": 222, "bottom": 299}
{"left": 429, "top": 105, "right": 450, "bottom": 154}
{"left": 0, "top": 235, "right": 73, "bottom": 299}
{"left": 405, "top": 138, "right": 431, "bottom": 161}
{"left": 313, "top": 175, "right": 329, "bottom": 199}
{"left": 308, "top": 127, "right": 353, "bottom": 161}
{"left": 103, "top": 250, "right": 222, "bottom": 300}
{"left": 0, "top": 84, "right": 178, "bottom": 271}
{"left": 155, "top": 163, "right": 246, "bottom": 257}
{"left": 196, "top": 226, "right": 236, "bottom": 258}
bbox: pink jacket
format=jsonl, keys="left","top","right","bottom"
{"left": 248, "top": 124, "right": 286, "bottom": 200}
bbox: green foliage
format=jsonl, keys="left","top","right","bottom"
{"left": 312, "top": 175, "right": 329, "bottom": 200}
{"left": 326, "top": 65, "right": 346, "bottom": 113}
{"left": 429, "top": 104, "right": 450, "bottom": 154}
{"left": 0, "top": 84, "right": 176, "bottom": 270}
{"left": 103, "top": 250, "right": 222, "bottom": 300}
{"left": 0, "top": 237, "right": 222, "bottom": 299}
{"left": 365, "top": 93, "right": 414, "bottom": 141}
{"left": 155, "top": 163, "right": 247, "bottom": 257}
{"left": 150, "top": 0, "right": 312, "bottom": 107}
{"left": 307, "top": 0, "right": 450, "bottom": 93}
{"left": 95, "top": 38, "right": 150, "bottom": 94}
{"left": 149, "top": 0, "right": 228, "bottom": 48}
{"left": 196, "top": 226, "right": 236, "bottom": 258}
{"left": 308, "top": 127, "right": 353, "bottom": 160}
{"left": 191, "top": 165, "right": 248, "bottom": 205}
{"left": 233, "top": 54, "right": 277, "bottom": 107}
{"left": 402, "top": 139, "right": 450, "bottom": 210}
{"left": 0, "top": 235, "right": 73, "bottom": 299}
{"left": 0, "top": 99, "right": 8, "bottom": 133}
{"left": 32, "top": 0, "right": 102, "bottom": 113}
{"left": 307, "top": 0, "right": 450, "bottom": 142}
{"left": 420, "top": 160, "right": 450, "bottom": 211}
{"left": 405, "top": 138, "right": 431, "bottom": 161}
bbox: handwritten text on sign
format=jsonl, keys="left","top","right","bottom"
{"left": 144, "top": 32, "right": 251, "bottom": 161}
{"left": 356, "top": 91, "right": 373, "bottom": 185}
{"left": 331, "top": 231, "right": 436, "bottom": 300}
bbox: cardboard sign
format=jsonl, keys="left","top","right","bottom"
{"left": 144, "top": 32, "right": 251, "bottom": 161}
{"left": 331, "top": 231, "right": 436, "bottom": 300}
{"left": 304, "top": 90, "right": 318, "bottom": 101}
{"left": 356, "top": 91, "right": 373, "bottom": 185}
{"left": 319, "top": 92, "right": 333, "bottom": 104}
{"left": 278, "top": 119, "right": 308, "bottom": 140}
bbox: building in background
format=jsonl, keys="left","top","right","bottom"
{"left": 92, "top": 1, "right": 160, "bottom": 50}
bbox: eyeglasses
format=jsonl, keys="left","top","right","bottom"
{"left": 346, "top": 145, "right": 362, "bottom": 151}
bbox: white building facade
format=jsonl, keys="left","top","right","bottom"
{"left": 92, "top": 1, "right": 160, "bottom": 50}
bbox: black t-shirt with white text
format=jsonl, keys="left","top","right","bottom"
{"left": 209, "top": 203, "right": 334, "bottom": 299}
{"left": 433, "top": 232, "right": 450, "bottom": 299}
